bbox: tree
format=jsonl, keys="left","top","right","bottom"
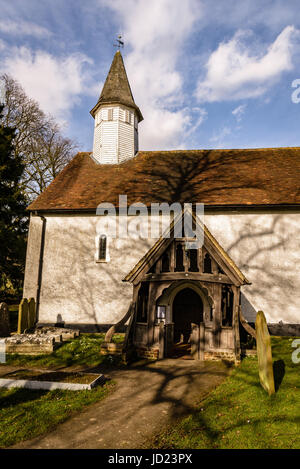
{"left": 0, "top": 104, "right": 27, "bottom": 299}
{"left": 0, "top": 74, "right": 77, "bottom": 201}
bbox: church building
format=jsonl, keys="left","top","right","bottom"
{"left": 23, "top": 50, "right": 300, "bottom": 361}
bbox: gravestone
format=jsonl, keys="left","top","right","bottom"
{"left": 0, "top": 303, "right": 10, "bottom": 337}
{"left": 191, "top": 323, "right": 205, "bottom": 360}
{"left": 255, "top": 310, "right": 275, "bottom": 396}
{"left": 17, "top": 299, "right": 29, "bottom": 334}
{"left": 28, "top": 298, "right": 36, "bottom": 330}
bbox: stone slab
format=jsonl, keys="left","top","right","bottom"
{"left": 36, "top": 327, "right": 80, "bottom": 341}
{"left": 5, "top": 342, "right": 61, "bottom": 355}
{"left": 0, "top": 374, "right": 105, "bottom": 391}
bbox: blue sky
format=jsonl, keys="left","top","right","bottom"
{"left": 1, "top": 0, "right": 300, "bottom": 152}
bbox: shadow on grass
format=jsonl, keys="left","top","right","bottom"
{"left": 273, "top": 359, "right": 285, "bottom": 392}
{"left": 147, "top": 338, "right": 299, "bottom": 449}
{"left": 0, "top": 387, "right": 48, "bottom": 410}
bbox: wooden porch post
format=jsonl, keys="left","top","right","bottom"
{"left": 213, "top": 284, "right": 222, "bottom": 348}
{"left": 191, "top": 323, "right": 200, "bottom": 359}
{"left": 158, "top": 321, "right": 165, "bottom": 359}
{"left": 232, "top": 286, "right": 241, "bottom": 361}
{"left": 197, "top": 247, "right": 202, "bottom": 273}
{"left": 191, "top": 322, "right": 205, "bottom": 360}
{"left": 169, "top": 243, "right": 175, "bottom": 272}
{"left": 146, "top": 282, "right": 157, "bottom": 348}
{"left": 199, "top": 322, "right": 205, "bottom": 360}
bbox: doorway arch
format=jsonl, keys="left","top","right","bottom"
{"left": 172, "top": 287, "right": 203, "bottom": 343}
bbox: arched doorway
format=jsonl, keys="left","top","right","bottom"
{"left": 172, "top": 288, "right": 203, "bottom": 354}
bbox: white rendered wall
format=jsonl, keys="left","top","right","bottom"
{"left": 204, "top": 211, "right": 300, "bottom": 324}
{"left": 92, "top": 104, "right": 137, "bottom": 164}
{"left": 24, "top": 215, "right": 158, "bottom": 326}
{"left": 23, "top": 211, "right": 300, "bottom": 327}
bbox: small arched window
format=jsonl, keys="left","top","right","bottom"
{"left": 161, "top": 252, "right": 170, "bottom": 272}
{"left": 203, "top": 253, "right": 212, "bottom": 273}
{"left": 188, "top": 249, "right": 199, "bottom": 272}
{"left": 136, "top": 282, "right": 149, "bottom": 323}
{"left": 221, "top": 285, "right": 233, "bottom": 326}
{"left": 99, "top": 235, "right": 107, "bottom": 261}
{"left": 175, "top": 244, "right": 184, "bottom": 272}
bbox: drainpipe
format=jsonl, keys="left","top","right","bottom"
{"left": 35, "top": 212, "right": 47, "bottom": 322}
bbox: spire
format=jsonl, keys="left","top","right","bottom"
{"left": 90, "top": 51, "right": 143, "bottom": 122}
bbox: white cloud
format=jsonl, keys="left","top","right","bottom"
{"left": 0, "top": 19, "right": 52, "bottom": 38}
{"left": 210, "top": 126, "right": 232, "bottom": 148}
{"left": 185, "top": 107, "right": 208, "bottom": 137}
{"left": 232, "top": 104, "right": 247, "bottom": 122}
{"left": 1, "top": 45, "right": 98, "bottom": 123}
{"left": 101, "top": 0, "right": 203, "bottom": 149}
{"left": 196, "top": 26, "right": 299, "bottom": 102}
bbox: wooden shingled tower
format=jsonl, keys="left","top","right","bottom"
{"left": 90, "top": 51, "right": 143, "bottom": 165}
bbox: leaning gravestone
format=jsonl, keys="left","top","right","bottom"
{"left": 28, "top": 298, "right": 36, "bottom": 330}
{"left": 0, "top": 303, "right": 10, "bottom": 337}
{"left": 255, "top": 310, "right": 275, "bottom": 396}
{"left": 17, "top": 299, "right": 29, "bottom": 334}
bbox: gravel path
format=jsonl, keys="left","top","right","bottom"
{"left": 12, "top": 359, "right": 232, "bottom": 449}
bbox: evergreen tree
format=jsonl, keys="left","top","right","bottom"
{"left": 0, "top": 104, "right": 27, "bottom": 300}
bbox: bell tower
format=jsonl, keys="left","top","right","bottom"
{"left": 90, "top": 51, "right": 143, "bottom": 164}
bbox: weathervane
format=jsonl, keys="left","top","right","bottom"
{"left": 114, "top": 34, "right": 124, "bottom": 51}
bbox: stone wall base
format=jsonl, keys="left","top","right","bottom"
{"left": 100, "top": 342, "right": 123, "bottom": 355}
{"left": 36, "top": 321, "right": 300, "bottom": 336}
{"left": 245, "top": 322, "right": 300, "bottom": 337}
{"left": 136, "top": 347, "right": 159, "bottom": 360}
{"left": 204, "top": 350, "right": 237, "bottom": 362}
{"left": 133, "top": 346, "right": 237, "bottom": 362}
{"left": 241, "top": 348, "right": 257, "bottom": 357}
{"left": 268, "top": 323, "right": 300, "bottom": 336}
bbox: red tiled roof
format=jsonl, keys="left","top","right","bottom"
{"left": 28, "top": 148, "right": 300, "bottom": 211}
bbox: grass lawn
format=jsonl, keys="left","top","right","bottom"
{"left": 0, "top": 333, "right": 124, "bottom": 448}
{"left": 150, "top": 337, "right": 300, "bottom": 449}
{"left": 0, "top": 382, "right": 114, "bottom": 448}
{"left": 3, "top": 333, "right": 125, "bottom": 369}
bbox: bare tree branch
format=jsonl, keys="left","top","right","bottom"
{"left": 0, "top": 74, "right": 78, "bottom": 201}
